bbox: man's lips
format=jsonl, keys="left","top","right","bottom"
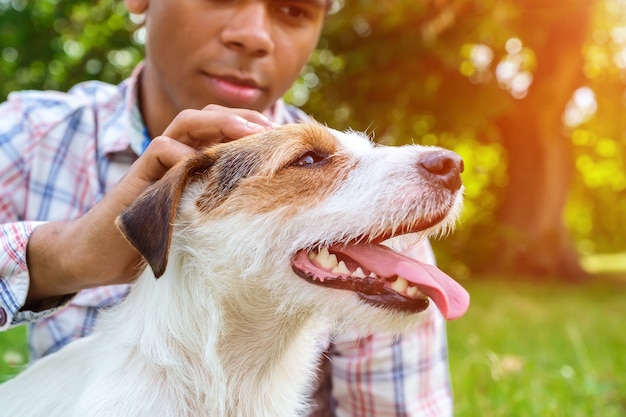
{"left": 203, "top": 72, "right": 266, "bottom": 105}
{"left": 215, "top": 73, "right": 263, "bottom": 89}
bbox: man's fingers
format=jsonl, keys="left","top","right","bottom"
{"left": 139, "top": 136, "right": 195, "bottom": 182}
{"left": 162, "top": 106, "right": 277, "bottom": 148}
{"left": 110, "top": 137, "right": 194, "bottom": 209}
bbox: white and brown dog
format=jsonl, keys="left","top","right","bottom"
{"left": 0, "top": 123, "right": 469, "bottom": 417}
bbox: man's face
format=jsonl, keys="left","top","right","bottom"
{"left": 133, "top": 0, "right": 326, "bottom": 115}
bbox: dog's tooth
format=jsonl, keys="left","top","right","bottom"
{"left": 332, "top": 260, "right": 350, "bottom": 275}
{"left": 353, "top": 267, "right": 366, "bottom": 278}
{"left": 308, "top": 251, "right": 317, "bottom": 260}
{"left": 369, "top": 272, "right": 378, "bottom": 278}
{"left": 391, "top": 277, "right": 409, "bottom": 293}
{"left": 315, "top": 247, "right": 338, "bottom": 269}
{"left": 406, "top": 286, "right": 418, "bottom": 298}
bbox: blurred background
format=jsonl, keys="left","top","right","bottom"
{"left": 0, "top": 0, "right": 624, "bottom": 415}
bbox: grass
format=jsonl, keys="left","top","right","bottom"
{"left": 1, "top": 278, "right": 625, "bottom": 416}
{"left": 0, "top": 325, "right": 27, "bottom": 383}
{"left": 448, "top": 278, "right": 626, "bottom": 417}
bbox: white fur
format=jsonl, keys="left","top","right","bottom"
{"left": 0, "top": 125, "right": 463, "bottom": 417}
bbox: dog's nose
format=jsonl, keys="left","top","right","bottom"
{"left": 418, "top": 150, "right": 464, "bottom": 192}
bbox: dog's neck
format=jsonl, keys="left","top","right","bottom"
{"left": 102, "top": 251, "right": 331, "bottom": 416}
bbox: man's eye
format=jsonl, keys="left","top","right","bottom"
{"left": 279, "top": 6, "right": 310, "bottom": 19}
{"left": 291, "top": 151, "right": 328, "bottom": 167}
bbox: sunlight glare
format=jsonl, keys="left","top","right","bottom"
{"left": 563, "top": 87, "right": 597, "bottom": 127}
{"left": 470, "top": 44, "right": 494, "bottom": 71}
{"left": 505, "top": 37, "right": 523, "bottom": 55}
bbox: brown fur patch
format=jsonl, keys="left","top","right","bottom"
{"left": 196, "top": 123, "right": 356, "bottom": 217}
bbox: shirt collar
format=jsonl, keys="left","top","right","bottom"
{"left": 126, "top": 64, "right": 151, "bottom": 156}
{"left": 97, "top": 62, "right": 147, "bottom": 157}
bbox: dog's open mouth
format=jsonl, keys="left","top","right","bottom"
{"left": 291, "top": 242, "right": 469, "bottom": 319}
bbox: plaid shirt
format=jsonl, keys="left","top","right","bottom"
{"left": 0, "top": 64, "right": 453, "bottom": 416}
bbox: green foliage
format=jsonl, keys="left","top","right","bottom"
{"left": 567, "top": 128, "right": 626, "bottom": 254}
{"left": 566, "top": 0, "right": 626, "bottom": 254}
{"left": 0, "top": 0, "right": 142, "bottom": 99}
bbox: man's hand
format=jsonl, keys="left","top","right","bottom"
{"left": 24, "top": 106, "right": 276, "bottom": 310}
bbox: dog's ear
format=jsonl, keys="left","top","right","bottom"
{"left": 116, "top": 152, "right": 215, "bottom": 278}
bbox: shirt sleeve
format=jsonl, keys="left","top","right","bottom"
{"left": 0, "top": 221, "right": 58, "bottom": 330}
{"left": 329, "top": 240, "right": 453, "bottom": 417}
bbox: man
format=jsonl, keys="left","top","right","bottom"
{"left": 0, "top": 0, "right": 453, "bottom": 415}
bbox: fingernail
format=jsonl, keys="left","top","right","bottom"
{"left": 260, "top": 115, "right": 280, "bottom": 128}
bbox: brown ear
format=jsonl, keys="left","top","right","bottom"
{"left": 116, "top": 152, "right": 215, "bottom": 278}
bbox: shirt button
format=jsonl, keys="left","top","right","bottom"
{"left": 0, "top": 307, "right": 7, "bottom": 326}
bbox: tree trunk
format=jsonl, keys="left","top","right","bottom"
{"left": 492, "top": 0, "right": 595, "bottom": 281}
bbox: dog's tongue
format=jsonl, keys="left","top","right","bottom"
{"left": 333, "top": 243, "right": 470, "bottom": 320}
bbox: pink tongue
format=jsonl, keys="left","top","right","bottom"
{"left": 332, "top": 243, "right": 470, "bottom": 320}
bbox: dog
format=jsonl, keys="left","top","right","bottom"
{"left": 0, "top": 122, "right": 469, "bottom": 417}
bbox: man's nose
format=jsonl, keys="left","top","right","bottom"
{"left": 221, "top": 3, "right": 274, "bottom": 57}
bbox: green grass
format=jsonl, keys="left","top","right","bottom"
{"left": 448, "top": 278, "right": 626, "bottom": 417}
{"left": 0, "top": 325, "right": 27, "bottom": 383}
{"left": 1, "top": 279, "right": 625, "bottom": 416}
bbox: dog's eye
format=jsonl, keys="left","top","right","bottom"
{"left": 291, "top": 151, "right": 328, "bottom": 167}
